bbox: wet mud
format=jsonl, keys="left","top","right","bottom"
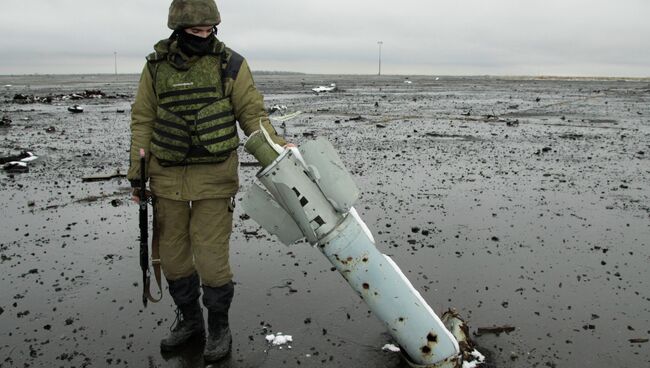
{"left": 0, "top": 74, "right": 649, "bottom": 367}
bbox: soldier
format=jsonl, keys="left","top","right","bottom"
{"left": 127, "top": 0, "right": 287, "bottom": 362}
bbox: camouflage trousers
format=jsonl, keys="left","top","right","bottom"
{"left": 154, "top": 197, "right": 234, "bottom": 287}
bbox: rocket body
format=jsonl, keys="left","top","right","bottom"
{"left": 242, "top": 133, "right": 460, "bottom": 366}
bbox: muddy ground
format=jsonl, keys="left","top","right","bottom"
{"left": 0, "top": 73, "right": 649, "bottom": 368}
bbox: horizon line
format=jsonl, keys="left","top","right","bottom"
{"left": 1, "top": 72, "right": 649, "bottom": 81}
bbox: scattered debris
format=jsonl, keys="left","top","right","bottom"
{"left": 0, "top": 151, "right": 38, "bottom": 174}
{"left": 1, "top": 151, "right": 35, "bottom": 164}
{"left": 45, "top": 126, "right": 56, "bottom": 133}
{"left": 81, "top": 171, "right": 126, "bottom": 182}
{"left": 270, "top": 111, "right": 302, "bottom": 123}
{"left": 425, "top": 132, "right": 477, "bottom": 141}
{"left": 629, "top": 338, "right": 648, "bottom": 344}
{"left": 3, "top": 161, "right": 28, "bottom": 173}
{"left": 267, "top": 104, "right": 288, "bottom": 115}
{"left": 11, "top": 90, "right": 125, "bottom": 105}
{"left": 13, "top": 94, "right": 52, "bottom": 104}
{"left": 1, "top": 116, "right": 11, "bottom": 127}
{"left": 559, "top": 133, "right": 584, "bottom": 140}
{"left": 404, "top": 79, "right": 413, "bottom": 85}
{"left": 68, "top": 105, "right": 84, "bottom": 113}
{"left": 475, "top": 325, "right": 516, "bottom": 336}
{"left": 312, "top": 83, "right": 338, "bottom": 94}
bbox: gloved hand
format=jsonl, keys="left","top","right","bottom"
{"left": 131, "top": 188, "right": 152, "bottom": 204}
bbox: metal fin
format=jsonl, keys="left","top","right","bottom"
{"left": 241, "top": 184, "right": 304, "bottom": 245}
{"left": 299, "top": 137, "right": 360, "bottom": 212}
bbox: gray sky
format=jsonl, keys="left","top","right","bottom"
{"left": 1, "top": 0, "right": 648, "bottom": 76}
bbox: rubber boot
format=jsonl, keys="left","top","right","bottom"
{"left": 202, "top": 281, "right": 234, "bottom": 362}
{"left": 160, "top": 273, "right": 206, "bottom": 351}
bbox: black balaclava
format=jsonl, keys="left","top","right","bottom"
{"left": 176, "top": 28, "right": 217, "bottom": 56}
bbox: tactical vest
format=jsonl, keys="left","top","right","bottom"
{"left": 147, "top": 49, "right": 244, "bottom": 166}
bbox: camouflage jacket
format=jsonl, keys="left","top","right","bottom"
{"left": 127, "top": 37, "right": 286, "bottom": 201}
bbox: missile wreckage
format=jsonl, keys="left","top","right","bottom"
{"left": 242, "top": 127, "right": 482, "bottom": 367}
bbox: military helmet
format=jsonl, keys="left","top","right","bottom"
{"left": 168, "top": 0, "right": 221, "bottom": 30}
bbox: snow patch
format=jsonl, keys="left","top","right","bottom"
{"left": 382, "top": 344, "right": 401, "bottom": 353}
{"left": 265, "top": 332, "right": 293, "bottom": 346}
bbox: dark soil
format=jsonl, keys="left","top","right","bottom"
{"left": 0, "top": 74, "right": 649, "bottom": 368}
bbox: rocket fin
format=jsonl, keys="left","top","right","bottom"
{"left": 241, "top": 184, "right": 304, "bottom": 245}
{"left": 299, "top": 138, "right": 360, "bottom": 212}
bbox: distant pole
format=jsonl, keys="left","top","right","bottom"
{"left": 114, "top": 51, "right": 118, "bottom": 81}
{"left": 377, "top": 41, "right": 383, "bottom": 76}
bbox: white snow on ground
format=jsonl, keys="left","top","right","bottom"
{"left": 265, "top": 333, "right": 293, "bottom": 346}
{"left": 382, "top": 344, "right": 401, "bottom": 353}
{"left": 462, "top": 349, "right": 486, "bottom": 368}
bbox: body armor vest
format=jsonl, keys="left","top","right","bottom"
{"left": 148, "top": 51, "right": 242, "bottom": 166}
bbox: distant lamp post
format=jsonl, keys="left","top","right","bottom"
{"left": 377, "top": 41, "right": 383, "bottom": 76}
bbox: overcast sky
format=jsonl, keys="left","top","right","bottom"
{"left": 0, "top": 0, "right": 648, "bottom": 76}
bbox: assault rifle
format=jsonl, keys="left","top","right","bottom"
{"left": 139, "top": 148, "right": 162, "bottom": 307}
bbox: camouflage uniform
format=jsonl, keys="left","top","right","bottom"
{"left": 126, "top": 0, "right": 285, "bottom": 360}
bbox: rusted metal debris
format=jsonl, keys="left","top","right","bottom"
{"left": 0, "top": 151, "right": 33, "bottom": 164}
{"left": 81, "top": 171, "right": 126, "bottom": 182}
{"left": 629, "top": 338, "right": 649, "bottom": 343}
{"left": 475, "top": 325, "right": 516, "bottom": 336}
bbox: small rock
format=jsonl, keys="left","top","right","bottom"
{"left": 510, "top": 351, "right": 519, "bottom": 360}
